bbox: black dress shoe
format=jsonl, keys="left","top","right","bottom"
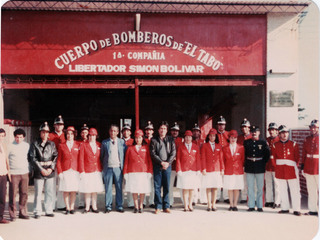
{"left": 133, "top": 208, "right": 138, "bottom": 213}
{"left": 45, "top": 213, "right": 54, "bottom": 217}
{"left": 293, "top": 211, "right": 301, "bottom": 216}
{"left": 10, "top": 217, "right": 16, "bottom": 221}
{"left": 247, "top": 208, "right": 255, "bottom": 212}
{"left": 273, "top": 204, "right": 280, "bottom": 209}
{"left": 78, "top": 206, "right": 85, "bottom": 210}
{"left": 34, "top": 215, "right": 40, "bottom": 219}
{"left": 224, "top": 199, "right": 230, "bottom": 204}
{"left": 149, "top": 204, "right": 155, "bottom": 208}
{"left": 211, "top": 208, "right": 217, "bottom": 211}
{"left": 91, "top": 209, "right": 99, "bottom": 213}
{"left": 139, "top": 208, "right": 143, "bottom": 213}
{"left": 19, "top": 215, "right": 30, "bottom": 220}
{"left": 183, "top": 208, "right": 188, "bottom": 212}
{"left": 232, "top": 207, "right": 238, "bottom": 211}
{"left": 65, "top": 210, "right": 70, "bottom": 215}
{"left": 264, "top": 202, "right": 272, "bottom": 207}
{"left": 116, "top": 209, "right": 124, "bottom": 213}
{"left": 70, "top": 210, "right": 75, "bottom": 214}
{"left": 278, "top": 210, "right": 289, "bottom": 214}
{"left": 215, "top": 200, "right": 220, "bottom": 203}
{"left": 240, "top": 200, "right": 247, "bottom": 204}
{"left": 128, "top": 206, "right": 134, "bottom": 209}
{"left": 192, "top": 202, "right": 196, "bottom": 206}
{"left": 207, "top": 208, "right": 211, "bottom": 212}
{"left": 307, "top": 211, "right": 318, "bottom": 216}
{"left": 83, "top": 210, "right": 89, "bottom": 214}
{"left": 257, "top": 208, "right": 263, "bottom": 212}
{"left": 105, "top": 209, "right": 111, "bottom": 213}
{"left": 228, "top": 207, "right": 233, "bottom": 211}
{"left": 57, "top": 207, "right": 66, "bottom": 211}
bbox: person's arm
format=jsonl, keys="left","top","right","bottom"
{"left": 294, "top": 142, "right": 300, "bottom": 165}
{"left": 56, "top": 145, "right": 63, "bottom": 175}
{"left": 301, "top": 139, "right": 307, "bottom": 170}
{"left": 50, "top": 142, "right": 58, "bottom": 172}
{"left": 4, "top": 144, "right": 11, "bottom": 182}
{"left": 149, "top": 139, "right": 162, "bottom": 165}
{"left": 201, "top": 144, "right": 206, "bottom": 174}
{"left": 167, "top": 138, "right": 176, "bottom": 165}
{"left": 263, "top": 141, "right": 270, "bottom": 163}
{"left": 28, "top": 142, "right": 44, "bottom": 173}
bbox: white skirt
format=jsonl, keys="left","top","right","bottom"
{"left": 124, "top": 172, "right": 152, "bottom": 194}
{"left": 79, "top": 171, "right": 104, "bottom": 193}
{"left": 58, "top": 169, "right": 80, "bottom": 192}
{"left": 223, "top": 174, "right": 244, "bottom": 190}
{"left": 201, "top": 171, "right": 223, "bottom": 188}
{"left": 177, "top": 171, "right": 201, "bottom": 189}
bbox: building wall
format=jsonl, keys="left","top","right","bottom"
{"left": 298, "top": 1, "right": 320, "bottom": 127}
{"left": 267, "top": 13, "right": 300, "bottom": 129}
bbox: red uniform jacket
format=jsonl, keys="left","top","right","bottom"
{"left": 49, "top": 132, "right": 66, "bottom": 149}
{"left": 124, "top": 138, "right": 134, "bottom": 146}
{"left": 123, "top": 145, "right": 153, "bottom": 175}
{"left": 271, "top": 140, "right": 300, "bottom": 180}
{"left": 144, "top": 137, "right": 152, "bottom": 145}
{"left": 176, "top": 143, "right": 201, "bottom": 172}
{"left": 192, "top": 138, "right": 205, "bottom": 147}
{"left": 201, "top": 142, "right": 224, "bottom": 172}
{"left": 302, "top": 135, "right": 319, "bottom": 175}
{"left": 237, "top": 133, "right": 252, "bottom": 145}
{"left": 217, "top": 131, "right": 229, "bottom": 148}
{"left": 222, "top": 144, "right": 245, "bottom": 175}
{"left": 265, "top": 136, "right": 280, "bottom": 171}
{"left": 56, "top": 141, "right": 80, "bottom": 174}
{"left": 172, "top": 137, "right": 184, "bottom": 171}
{"left": 78, "top": 142, "right": 102, "bottom": 173}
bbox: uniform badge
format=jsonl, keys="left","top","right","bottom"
{"left": 287, "top": 149, "right": 290, "bottom": 155}
{"left": 258, "top": 145, "right": 262, "bottom": 150}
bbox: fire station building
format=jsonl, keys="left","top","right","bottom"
{"left": 1, "top": 0, "right": 318, "bottom": 141}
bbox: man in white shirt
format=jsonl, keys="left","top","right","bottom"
{"left": 8, "top": 128, "right": 30, "bottom": 221}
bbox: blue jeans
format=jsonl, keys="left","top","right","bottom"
{"left": 103, "top": 167, "right": 123, "bottom": 210}
{"left": 34, "top": 177, "right": 55, "bottom": 215}
{"left": 153, "top": 165, "right": 171, "bottom": 210}
{"left": 246, "top": 173, "right": 265, "bottom": 209}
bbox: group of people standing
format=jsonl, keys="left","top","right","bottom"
{"left": 0, "top": 115, "right": 318, "bottom": 223}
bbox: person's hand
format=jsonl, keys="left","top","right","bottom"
{"left": 221, "top": 170, "right": 224, "bottom": 176}
{"left": 302, "top": 170, "right": 306, "bottom": 178}
{"left": 7, "top": 173, "right": 11, "bottom": 182}
{"left": 41, "top": 169, "right": 48, "bottom": 176}
{"left": 47, "top": 168, "right": 53, "bottom": 175}
{"left": 202, "top": 170, "right": 207, "bottom": 176}
{"left": 161, "top": 162, "right": 169, "bottom": 170}
{"left": 177, "top": 171, "right": 182, "bottom": 177}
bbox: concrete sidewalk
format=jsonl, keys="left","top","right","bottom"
{"left": 0, "top": 186, "right": 318, "bottom": 240}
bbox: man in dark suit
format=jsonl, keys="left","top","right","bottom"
{"left": 101, "top": 125, "right": 127, "bottom": 213}
{"left": 150, "top": 121, "right": 176, "bottom": 214}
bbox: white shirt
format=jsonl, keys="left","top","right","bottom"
{"left": 66, "top": 140, "right": 73, "bottom": 151}
{"left": 108, "top": 139, "right": 120, "bottom": 168}
{"left": 185, "top": 143, "right": 191, "bottom": 152}
{"left": 209, "top": 141, "right": 215, "bottom": 152}
{"left": 89, "top": 142, "right": 97, "bottom": 154}
{"left": 229, "top": 143, "right": 237, "bottom": 156}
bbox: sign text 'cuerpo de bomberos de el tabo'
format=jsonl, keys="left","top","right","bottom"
{"left": 54, "top": 31, "right": 223, "bottom": 75}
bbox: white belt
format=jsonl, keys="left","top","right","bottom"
{"left": 247, "top": 157, "right": 263, "bottom": 161}
{"left": 306, "top": 154, "right": 319, "bottom": 159}
{"left": 276, "top": 159, "right": 296, "bottom": 167}
{"left": 39, "top": 161, "right": 53, "bottom": 166}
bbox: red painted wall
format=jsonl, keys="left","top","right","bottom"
{"left": 2, "top": 11, "right": 266, "bottom": 76}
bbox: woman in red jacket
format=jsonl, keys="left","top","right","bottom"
{"left": 78, "top": 128, "right": 104, "bottom": 213}
{"left": 123, "top": 130, "right": 153, "bottom": 213}
{"left": 222, "top": 130, "right": 245, "bottom": 211}
{"left": 57, "top": 126, "right": 80, "bottom": 214}
{"left": 201, "top": 128, "right": 224, "bottom": 211}
{"left": 176, "top": 130, "right": 201, "bottom": 212}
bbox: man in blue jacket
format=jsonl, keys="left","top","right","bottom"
{"left": 101, "top": 125, "right": 127, "bottom": 213}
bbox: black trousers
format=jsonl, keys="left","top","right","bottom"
{"left": 0, "top": 174, "right": 7, "bottom": 220}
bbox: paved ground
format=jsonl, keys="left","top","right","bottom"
{"left": 0, "top": 186, "right": 319, "bottom": 240}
